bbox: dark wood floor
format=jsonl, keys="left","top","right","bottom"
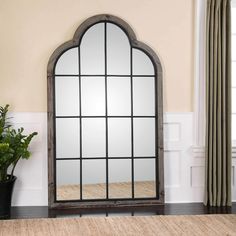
{"left": 8, "top": 203, "right": 236, "bottom": 220}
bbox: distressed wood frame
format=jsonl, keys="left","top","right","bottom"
{"left": 47, "top": 14, "right": 164, "bottom": 209}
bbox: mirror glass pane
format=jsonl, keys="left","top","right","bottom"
{"left": 134, "top": 159, "right": 155, "bottom": 198}
{"left": 108, "top": 118, "right": 131, "bottom": 157}
{"left": 109, "top": 159, "right": 131, "bottom": 198}
{"left": 107, "top": 77, "right": 131, "bottom": 116}
{"left": 133, "top": 49, "right": 154, "bottom": 75}
{"left": 55, "top": 47, "right": 79, "bottom": 75}
{"left": 107, "top": 23, "right": 130, "bottom": 75}
{"left": 133, "top": 77, "right": 155, "bottom": 116}
{"left": 134, "top": 118, "right": 155, "bottom": 157}
{"left": 81, "top": 76, "right": 105, "bottom": 116}
{"left": 56, "top": 160, "right": 80, "bottom": 200}
{"left": 56, "top": 118, "right": 80, "bottom": 158}
{"left": 82, "top": 118, "right": 106, "bottom": 157}
{"left": 82, "top": 160, "right": 106, "bottom": 199}
{"left": 80, "top": 23, "right": 105, "bottom": 74}
{"left": 55, "top": 76, "right": 79, "bottom": 116}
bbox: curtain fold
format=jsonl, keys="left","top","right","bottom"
{"left": 204, "top": 0, "right": 232, "bottom": 206}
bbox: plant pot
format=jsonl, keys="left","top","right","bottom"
{"left": 0, "top": 175, "right": 16, "bottom": 219}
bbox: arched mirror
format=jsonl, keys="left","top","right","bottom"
{"left": 47, "top": 15, "right": 164, "bottom": 208}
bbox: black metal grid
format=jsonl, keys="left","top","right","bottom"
{"left": 54, "top": 21, "right": 158, "bottom": 202}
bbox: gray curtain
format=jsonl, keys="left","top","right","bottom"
{"left": 205, "top": 0, "right": 232, "bottom": 206}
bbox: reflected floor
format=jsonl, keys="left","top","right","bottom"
{"left": 57, "top": 181, "right": 155, "bottom": 200}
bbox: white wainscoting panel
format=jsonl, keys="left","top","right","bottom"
{"left": 164, "top": 151, "right": 181, "bottom": 188}
{"left": 191, "top": 166, "right": 204, "bottom": 188}
{"left": 164, "top": 112, "right": 201, "bottom": 203}
{"left": 8, "top": 112, "right": 235, "bottom": 206}
{"left": 9, "top": 112, "right": 48, "bottom": 206}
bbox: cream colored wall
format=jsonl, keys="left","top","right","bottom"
{"left": 0, "top": 0, "right": 194, "bottom": 112}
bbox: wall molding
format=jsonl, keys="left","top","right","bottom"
{"left": 192, "top": 0, "right": 206, "bottom": 154}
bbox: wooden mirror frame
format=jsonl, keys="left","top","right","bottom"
{"left": 47, "top": 14, "right": 164, "bottom": 209}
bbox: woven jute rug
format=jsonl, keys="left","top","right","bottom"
{"left": 0, "top": 214, "right": 236, "bottom": 236}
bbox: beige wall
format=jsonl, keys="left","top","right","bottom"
{"left": 0, "top": 0, "right": 194, "bottom": 112}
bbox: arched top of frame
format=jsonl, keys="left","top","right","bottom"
{"left": 47, "top": 14, "right": 162, "bottom": 77}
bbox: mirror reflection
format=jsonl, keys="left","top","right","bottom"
{"left": 132, "top": 48, "right": 154, "bottom": 75}
{"left": 108, "top": 118, "right": 131, "bottom": 157}
{"left": 107, "top": 23, "right": 130, "bottom": 75}
{"left": 107, "top": 77, "right": 131, "bottom": 116}
{"left": 56, "top": 118, "right": 80, "bottom": 158}
{"left": 134, "top": 159, "right": 156, "bottom": 198}
{"left": 56, "top": 158, "right": 156, "bottom": 200}
{"left": 82, "top": 118, "right": 106, "bottom": 158}
{"left": 133, "top": 77, "right": 155, "bottom": 116}
{"left": 82, "top": 160, "right": 106, "bottom": 199}
{"left": 56, "top": 160, "right": 80, "bottom": 200}
{"left": 81, "top": 76, "right": 105, "bottom": 116}
{"left": 109, "top": 159, "right": 132, "bottom": 198}
{"left": 134, "top": 118, "right": 155, "bottom": 157}
{"left": 54, "top": 21, "right": 157, "bottom": 201}
{"left": 55, "top": 47, "right": 79, "bottom": 75}
{"left": 80, "top": 23, "right": 105, "bottom": 75}
{"left": 55, "top": 76, "right": 79, "bottom": 116}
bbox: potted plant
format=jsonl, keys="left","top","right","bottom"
{"left": 0, "top": 104, "right": 37, "bottom": 218}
